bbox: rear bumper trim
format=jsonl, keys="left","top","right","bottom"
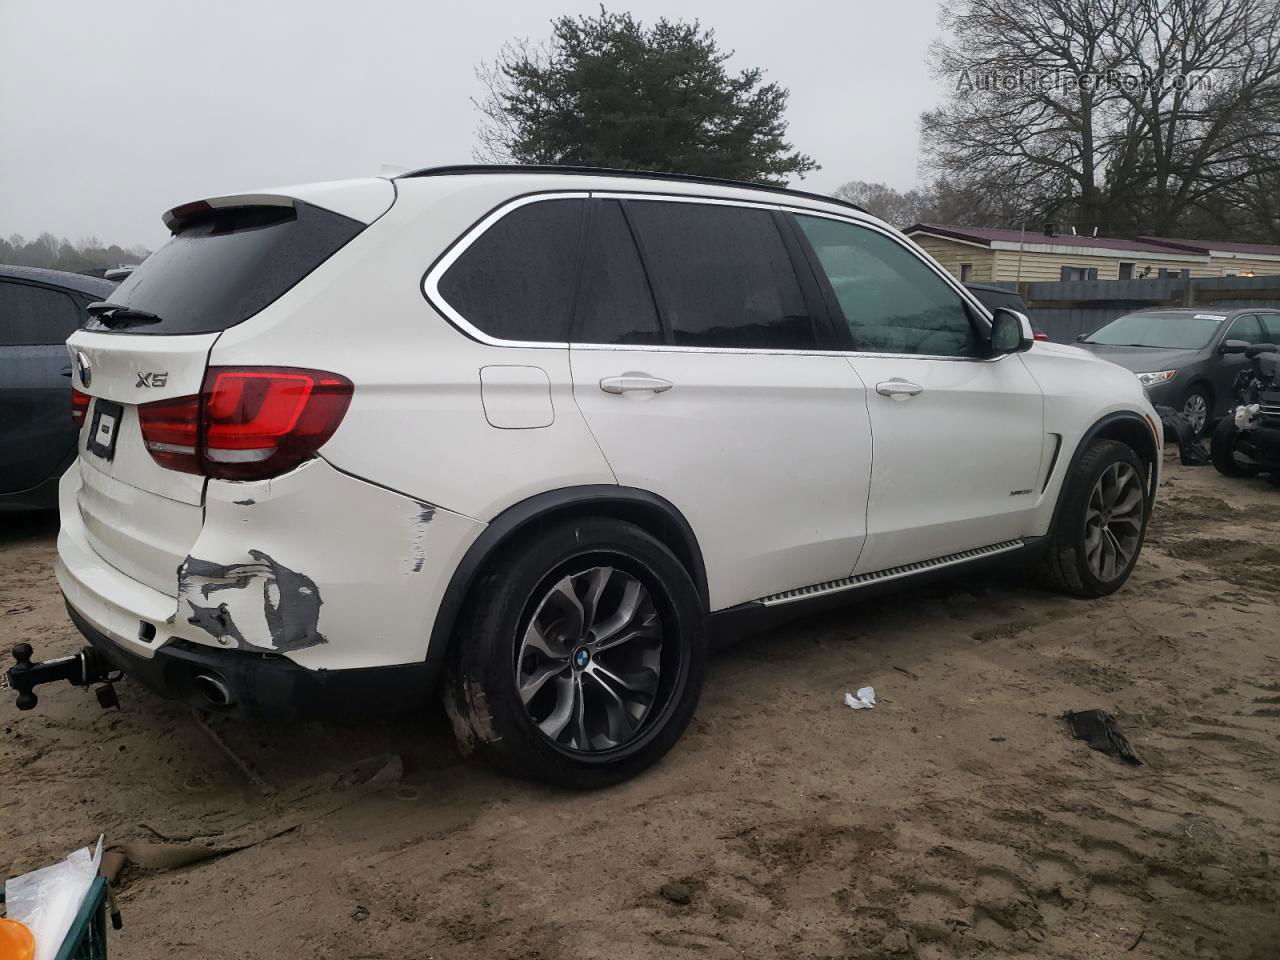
{"left": 66, "top": 600, "right": 431, "bottom": 718}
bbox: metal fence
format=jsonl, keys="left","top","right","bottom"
{"left": 989, "top": 276, "right": 1280, "bottom": 342}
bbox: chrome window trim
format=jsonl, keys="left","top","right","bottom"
{"left": 422, "top": 188, "right": 1001, "bottom": 362}
{"left": 422, "top": 191, "right": 589, "bottom": 350}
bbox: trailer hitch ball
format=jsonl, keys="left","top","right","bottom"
{"left": 7, "top": 642, "right": 118, "bottom": 711}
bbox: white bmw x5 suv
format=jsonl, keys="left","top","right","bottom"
{"left": 52, "top": 166, "right": 1160, "bottom": 786}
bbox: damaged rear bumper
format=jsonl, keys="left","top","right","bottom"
{"left": 55, "top": 454, "right": 487, "bottom": 715}
{"left": 66, "top": 600, "right": 431, "bottom": 717}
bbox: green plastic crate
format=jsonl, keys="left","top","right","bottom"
{"left": 1, "top": 874, "right": 112, "bottom": 960}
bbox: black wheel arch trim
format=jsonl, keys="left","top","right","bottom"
{"left": 425, "top": 485, "right": 709, "bottom": 687}
{"left": 1049, "top": 410, "right": 1160, "bottom": 533}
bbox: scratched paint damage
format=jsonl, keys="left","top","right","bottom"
{"left": 177, "top": 550, "right": 327, "bottom": 653}
{"left": 408, "top": 501, "right": 436, "bottom": 574}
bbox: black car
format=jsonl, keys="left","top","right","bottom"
{"left": 1, "top": 265, "right": 117, "bottom": 510}
{"left": 1076, "top": 308, "right": 1280, "bottom": 436}
{"left": 965, "top": 283, "right": 1049, "bottom": 341}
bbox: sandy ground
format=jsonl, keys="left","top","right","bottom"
{"left": 3, "top": 454, "right": 1279, "bottom": 960}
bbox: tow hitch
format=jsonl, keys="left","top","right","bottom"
{"left": 5, "top": 643, "right": 121, "bottom": 711}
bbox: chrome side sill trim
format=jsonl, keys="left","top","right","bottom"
{"left": 756, "top": 539, "right": 1025, "bottom": 607}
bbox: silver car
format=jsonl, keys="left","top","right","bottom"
{"left": 1078, "top": 307, "right": 1280, "bottom": 435}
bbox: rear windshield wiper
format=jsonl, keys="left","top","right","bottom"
{"left": 86, "top": 302, "right": 163, "bottom": 329}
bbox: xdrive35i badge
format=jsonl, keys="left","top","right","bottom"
{"left": 75, "top": 351, "right": 92, "bottom": 387}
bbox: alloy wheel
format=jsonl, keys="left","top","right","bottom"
{"left": 1183, "top": 393, "right": 1208, "bottom": 435}
{"left": 516, "top": 566, "right": 663, "bottom": 753}
{"left": 1083, "top": 462, "right": 1144, "bottom": 581}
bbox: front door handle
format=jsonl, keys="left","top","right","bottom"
{"left": 599, "top": 374, "right": 674, "bottom": 395}
{"left": 876, "top": 379, "right": 924, "bottom": 400}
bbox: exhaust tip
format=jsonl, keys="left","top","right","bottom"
{"left": 193, "top": 673, "right": 233, "bottom": 707}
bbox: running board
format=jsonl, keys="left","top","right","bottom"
{"left": 756, "top": 539, "right": 1025, "bottom": 608}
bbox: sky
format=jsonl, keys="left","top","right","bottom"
{"left": 0, "top": 0, "right": 948, "bottom": 250}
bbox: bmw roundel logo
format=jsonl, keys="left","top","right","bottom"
{"left": 573, "top": 648, "right": 590, "bottom": 669}
{"left": 75, "top": 351, "right": 92, "bottom": 388}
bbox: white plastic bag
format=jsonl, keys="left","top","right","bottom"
{"left": 4, "top": 836, "right": 102, "bottom": 960}
{"left": 844, "top": 687, "right": 876, "bottom": 710}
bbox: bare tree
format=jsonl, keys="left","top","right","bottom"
{"left": 921, "top": 0, "right": 1280, "bottom": 237}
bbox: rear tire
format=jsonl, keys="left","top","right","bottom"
{"left": 443, "top": 517, "right": 706, "bottom": 788}
{"left": 1210, "top": 417, "right": 1261, "bottom": 477}
{"left": 1036, "top": 440, "right": 1149, "bottom": 597}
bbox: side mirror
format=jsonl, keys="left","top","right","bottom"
{"left": 991, "top": 308, "right": 1034, "bottom": 353}
{"left": 1219, "top": 339, "right": 1250, "bottom": 355}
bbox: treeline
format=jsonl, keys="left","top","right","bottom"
{"left": 2, "top": 232, "right": 150, "bottom": 275}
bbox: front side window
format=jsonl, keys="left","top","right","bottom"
{"left": 437, "top": 198, "right": 585, "bottom": 343}
{"left": 625, "top": 200, "right": 817, "bottom": 350}
{"left": 1223, "top": 315, "right": 1265, "bottom": 345}
{"left": 794, "top": 215, "right": 979, "bottom": 357}
{"left": 0, "top": 281, "right": 82, "bottom": 346}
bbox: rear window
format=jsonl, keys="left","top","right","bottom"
{"left": 93, "top": 201, "right": 363, "bottom": 335}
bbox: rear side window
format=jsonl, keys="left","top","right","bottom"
{"left": 626, "top": 201, "right": 816, "bottom": 350}
{"left": 437, "top": 198, "right": 585, "bottom": 343}
{"left": 0, "top": 281, "right": 82, "bottom": 346}
{"left": 95, "top": 201, "right": 364, "bottom": 335}
{"left": 796, "top": 215, "right": 979, "bottom": 357}
{"left": 574, "top": 200, "right": 662, "bottom": 345}
{"left": 1260, "top": 314, "right": 1280, "bottom": 342}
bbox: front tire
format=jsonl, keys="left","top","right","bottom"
{"left": 443, "top": 517, "right": 706, "bottom": 788}
{"left": 1036, "top": 440, "right": 1149, "bottom": 597}
{"left": 1180, "top": 385, "right": 1212, "bottom": 437}
{"left": 1210, "top": 417, "right": 1261, "bottom": 478}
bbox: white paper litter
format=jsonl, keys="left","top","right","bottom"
{"left": 4, "top": 836, "right": 102, "bottom": 960}
{"left": 844, "top": 687, "right": 876, "bottom": 710}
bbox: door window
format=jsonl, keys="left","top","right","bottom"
{"left": 625, "top": 200, "right": 817, "bottom": 350}
{"left": 1223, "top": 315, "right": 1265, "bottom": 345}
{"left": 794, "top": 215, "right": 979, "bottom": 357}
{"left": 437, "top": 198, "right": 586, "bottom": 343}
{"left": 1259, "top": 313, "right": 1280, "bottom": 342}
{"left": 0, "top": 281, "right": 82, "bottom": 346}
{"left": 574, "top": 200, "right": 662, "bottom": 345}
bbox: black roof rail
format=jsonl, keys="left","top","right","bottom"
{"left": 395, "top": 164, "right": 867, "bottom": 215}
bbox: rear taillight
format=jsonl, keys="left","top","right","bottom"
{"left": 138, "top": 367, "right": 353, "bottom": 481}
{"left": 71, "top": 388, "right": 91, "bottom": 428}
{"left": 138, "top": 395, "right": 201, "bottom": 473}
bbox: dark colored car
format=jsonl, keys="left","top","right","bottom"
{"left": 1, "top": 265, "right": 117, "bottom": 510}
{"left": 965, "top": 283, "right": 1049, "bottom": 341}
{"left": 1077, "top": 307, "right": 1280, "bottom": 436}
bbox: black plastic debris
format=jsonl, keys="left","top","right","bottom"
{"left": 1154, "top": 405, "right": 1212, "bottom": 466}
{"left": 1063, "top": 709, "right": 1142, "bottom": 765}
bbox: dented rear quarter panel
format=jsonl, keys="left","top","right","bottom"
{"left": 181, "top": 459, "right": 485, "bottom": 670}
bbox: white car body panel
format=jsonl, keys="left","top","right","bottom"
{"left": 849, "top": 352, "right": 1044, "bottom": 573}
{"left": 571, "top": 347, "right": 874, "bottom": 610}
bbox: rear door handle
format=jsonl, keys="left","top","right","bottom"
{"left": 876, "top": 379, "right": 924, "bottom": 399}
{"left": 60, "top": 366, "right": 73, "bottom": 378}
{"left": 599, "top": 374, "right": 674, "bottom": 395}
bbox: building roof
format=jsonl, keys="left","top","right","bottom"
{"left": 0, "top": 264, "right": 118, "bottom": 297}
{"left": 905, "top": 224, "right": 1190, "bottom": 256}
{"left": 1134, "top": 236, "right": 1280, "bottom": 258}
